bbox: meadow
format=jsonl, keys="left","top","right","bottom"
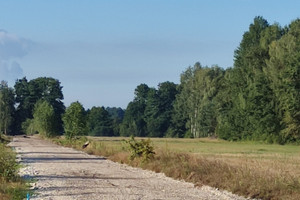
{"left": 53, "top": 136, "right": 300, "bottom": 200}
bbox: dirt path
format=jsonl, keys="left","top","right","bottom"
{"left": 9, "top": 136, "right": 248, "bottom": 200}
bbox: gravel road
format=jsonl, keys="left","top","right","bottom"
{"left": 9, "top": 135, "right": 248, "bottom": 200}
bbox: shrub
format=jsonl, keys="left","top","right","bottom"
{"left": 0, "top": 144, "right": 18, "bottom": 181}
{"left": 0, "top": 142, "right": 28, "bottom": 199}
{"left": 124, "top": 136, "right": 155, "bottom": 162}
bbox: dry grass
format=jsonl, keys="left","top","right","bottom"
{"left": 53, "top": 136, "right": 300, "bottom": 200}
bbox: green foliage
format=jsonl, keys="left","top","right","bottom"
{"left": 0, "top": 143, "right": 18, "bottom": 181}
{"left": 266, "top": 19, "right": 300, "bottom": 142}
{"left": 21, "top": 118, "right": 37, "bottom": 135}
{"left": 120, "top": 17, "right": 300, "bottom": 144}
{"left": 215, "top": 16, "right": 284, "bottom": 142}
{"left": 33, "top": 100, "right": 57, "bottom": 137}
{"left": 170, "top": 63, "right": 225, "bottom": 138}
{"left": 0, "top": 81, "right": 15, "bottom": 135}
{"left": 145, "top": 82, "right": 178, "bottom": 137}
{"left": 121, "top": 82, "right": 177, "bottom": 138}
{"left": 87, "top": 106, "right": 113, "bottom": 136}
{"left": 62, "top": 101, "right": 87, "bottom": 139}
{"left": 0, "top": 141, "right": 28, "bottom": 200}
{"left": 106, "top": 107, "right": 124, "bottom": 136}
{"left": 14, "top": 77, "right": 65, "bottom": 134}
{"left": 120, "top": 84, "right": 150, "bottom": 137}
{"left": 124, "top": 136, "right": 155, "bottom": 162}
{"left": 106, "top": 107, "right": 125, "bottom": 120}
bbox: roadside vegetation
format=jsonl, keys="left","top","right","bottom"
{"left": 0, "top": 135, "right": 28, "bottom": 200}
{"left": 51, "top": 136, "right": 300, "bottom": 200}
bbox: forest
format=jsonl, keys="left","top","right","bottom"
{"left": 0, "top": 17, "right": 299, "bottom": 144}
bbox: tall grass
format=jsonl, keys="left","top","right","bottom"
{"left": 53, "top": 136, "right": 300, "bottom": 200}
{"left": 0, "top": 135, "right": 28, "bottom": 200}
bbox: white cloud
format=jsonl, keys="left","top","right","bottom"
{"left": 0, "top": 61, "right": 24, "bottom": 83}
{"left": 0, "top": 30, "right": 32, "bottom": 84}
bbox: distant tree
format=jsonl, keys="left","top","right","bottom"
{"left": 266, "top": 19, "right": 300, "bottom": 142}
{"left": 170, "top": 65, "right": 198, "bottom": 138}
{"left": 144, "top": 87, "right": 160, "bottom": 137}
{"left": 216, "top": 16, "right": 283, "bottom": 141}
{"left": 106, "top": 107, "right": 124, "bottom": 136}
{"left": 62, "top": 101, "right": 87, "bottom": 139}
{"left": 0, "top": 81, "right": 15, "bottom": 135}
{"left": 144, "top": 82, "right": 177, "bottom": 137}
{"left": 14, "top": 77, "right": 65, "bottom": 133}
{"left": 13, "top": 77, "right": 30, "bottom": 132}
{"left": 106, "top": 107, "right": 125, "bottom": 120}
{"left": 87, "top": 106, "right": 113, "bottom": 136}
{"left": 32, "top": 100, "right": 56, "bottom": 137}
{"left": 172, "top": 63, "right": 225, "bottom": 138}
{"left": 120, "top": 84, "right": 150, "bottom": 137}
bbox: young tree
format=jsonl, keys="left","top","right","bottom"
{"left": 62, "top": 101, "right": 87, "bottom": 139}
{"left": 32, "top": 100, "right": 56, "bottom": 137}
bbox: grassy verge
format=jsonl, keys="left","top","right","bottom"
{"left": 51, "top": 136, "right": 300, "bottom": 200}
{"left": 0, "top": 135, "right": 29, "bottom": 200}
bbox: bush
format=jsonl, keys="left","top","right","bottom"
{"left": 124, "top": 136, "right": 155, "bottom": 162}
{"left": 0, "top": 144, "right": 18, "bottom": 181}
{"left": 0, "top": 141, "right": 28, "bottom": 200}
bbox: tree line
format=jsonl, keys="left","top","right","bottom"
{"left": 0, "top": 17, "right": 299, "bottom": 143}
{"left": 120, "top": 17, "right": 300, "bottom": 144}
{"left": 0, "top": 77, "right": 124, "bottom": 138}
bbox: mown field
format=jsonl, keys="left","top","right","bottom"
{"left": 53, "top": 136, "right": 300, "bottom": 200}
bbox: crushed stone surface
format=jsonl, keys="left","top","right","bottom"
{"left": 9, "top": 136, "right": 250, "bottom": 200}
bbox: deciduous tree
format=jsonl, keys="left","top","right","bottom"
{"left": 62, "top": 101, "right": 87, "bottom": 139}
{"left": 32, "top": 100, "right": 56, "bottom": 137}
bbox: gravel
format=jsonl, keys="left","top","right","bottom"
{"left": 9, "top": 135, "right": 250, "bottom": 200}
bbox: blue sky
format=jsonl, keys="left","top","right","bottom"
{"left": 0, "top": 0, "right": 299, "bottom": 109}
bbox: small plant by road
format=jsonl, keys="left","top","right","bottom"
{"left": 124, "top": 136, "right": 155, "bottom": 162}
